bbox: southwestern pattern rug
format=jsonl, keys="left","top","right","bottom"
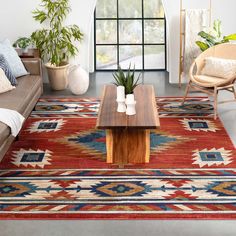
{"left": 0, "top": 97, "right": 236, "bottom": 219}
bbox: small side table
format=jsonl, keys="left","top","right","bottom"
{"left": 16, "top": 49, "right": 40, "bottom": 59}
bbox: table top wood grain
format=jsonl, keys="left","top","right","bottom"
{"left": 96, "top": 85, "right": 160, "bottom": 129}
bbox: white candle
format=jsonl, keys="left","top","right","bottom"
{"left": 117, "top": 86, "right": 125, "bottom": 101}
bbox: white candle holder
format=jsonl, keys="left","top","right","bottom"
{"left": 116, "top": 86, "right": 125, "bottom": 100}
{"left": 116, "top": 99, "right": 126, "bottom": 113}
{"left": 116, "top": 86, "right": 126, "bottom": 113}
{"left": 126, "top": 94, "right": 136, "bottom": 116}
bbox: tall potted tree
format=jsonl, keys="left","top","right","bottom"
{"left": 31, "top": 0, "right": 83, "bottom": 90}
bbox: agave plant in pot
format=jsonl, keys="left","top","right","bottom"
{"left": 31, "top": 0, "right": 83, "bottom": 90}
{"left": 113, "top": 65, "right": 141, "bottom": 115}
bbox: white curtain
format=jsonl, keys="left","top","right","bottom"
{"left": 184, "top": 9, "right": 208, "bottom": 76}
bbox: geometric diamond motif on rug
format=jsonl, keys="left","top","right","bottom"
{"left": 35, "top": 103, "right": 99, "bottom": 113}
{"left": 206, "top": 181, "right": 236, "bottom": 196}
{"left": 11, "top": 149, "right": 52, "bottom": 168}
{"left": 162, "top": 102, "right": 213, "bottom": 115}
{"left": 180, "top": 103, "right": 213, "bottom": 112}
{"left": 150, "top": 131, "right": 192, "bottom": 153}
{"left": 180, "top": 118, "right": 219, "bottom": 132}
{"left": 35, "top": 104, "right": 83, "bottom": 112}
{"left": 68, "top": 130, "right": 106, "bottom": 154}
{"left": 0, "top": 182, "right": 37, "bottom": 197}
{"left": 91, "top": 181, "right": 152, "bottom": 197}
{"left": 54, "top": 129, "right": 192, "bottom": 158}
{"left": 192, "top": 148, "right": 233, "bottom": 167}
{"left": 27, "top": 119, "right": 66, "bottom": 133}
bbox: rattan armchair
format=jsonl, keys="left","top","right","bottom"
{"left": 182, "top": 43, "right": 236, "bottom": 119}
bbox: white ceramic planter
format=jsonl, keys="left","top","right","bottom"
{"left": 22, "top": 48, "right": 29, "bottom": 54}
{"left": 68, "top": 65, "right": 89, "bottom": 95}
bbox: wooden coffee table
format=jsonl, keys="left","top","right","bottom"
{"left": 96, "top": 85, "right": 160, "bottom": 164}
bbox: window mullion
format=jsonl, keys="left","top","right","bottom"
{"left": 117, "top": 0, "right": 119, "bottom": 68}
{"left": 142, "top": 0, "right": 144, "bottom": 70}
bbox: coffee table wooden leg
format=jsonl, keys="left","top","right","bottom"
{"left": 106, "top": 129, "right": 128, "bottom": 164}
{"left": 106, "top": 129, "right": 151, "bottom": 164}
{"left": 145, "top": 130, "right": 150, "bottom": 163}
{"left": 106, "top": 130, "right": 113, "bottom": 163}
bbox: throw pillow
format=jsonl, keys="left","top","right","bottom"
{"left": 0, "top": 39, "right": 29, "bottom": 78}
{"left": 0, "top": 68, "right": 15, "bottom": 94}
{"left": 0, "top": 54, "right": 17, "bottom": 85}
{"left": 201, "top": 57, "right": 236, "bottom": 80}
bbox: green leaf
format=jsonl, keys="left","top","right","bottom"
{"left": 31, "top": 0, "right": 83, "bottom": 65}
{"left": 198, "top": 31, "right": 216, "bottom": 45}
{"left": 196, "top": 19, "right": 236, "bottom": 52}
{"left": 196, "top": 41, "right": 210, "bottom": 52}
{"left": 220, "top": 39, "right": 230, "bottom": 44}
{"left": 224, "top": 34, "right": 236, "bottom": 41}
{"left": 213, "top": 19, "right": 222, "bottom": 38}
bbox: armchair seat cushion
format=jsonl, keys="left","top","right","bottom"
{"left": 194, "top": 75, "right": 229, "bottom": 86}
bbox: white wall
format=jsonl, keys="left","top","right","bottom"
{"left": 0, "top": 0, "right": 236, "bottom": 84}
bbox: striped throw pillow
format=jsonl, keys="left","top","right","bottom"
{"left": 0, "top": 68, "right": 15, "bottom": 94}
{"left": 0, "top": 54, "right": 17, "bottom": 86}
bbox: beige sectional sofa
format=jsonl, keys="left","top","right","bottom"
{"left": 0, "top": 58, "right": 43, "bottom": 161}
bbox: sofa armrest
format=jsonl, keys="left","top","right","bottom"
{"left": 21, "top": 58, "right": 42, "bottom": 76}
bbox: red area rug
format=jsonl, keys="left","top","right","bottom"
{"left": 0, "top": 97, "right": 236, "bottom": 220}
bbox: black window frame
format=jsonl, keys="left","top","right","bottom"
{"left": 94, "top": 0, "right": 167, "bottom": 71}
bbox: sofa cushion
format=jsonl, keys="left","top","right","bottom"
{"left": 0, "top": 68, "right": 15, "bottom": 94}
{"left": 0, "top": 122, "right": 10, "bottom": 145}
{"left": 0, "top": 54, "right": 17, "bottom": 85}
{"left": 0, "top": 75, "right": 41, "bottom": 114}
{"left": 0, "top": 39, "right": 29, "bottom": 78}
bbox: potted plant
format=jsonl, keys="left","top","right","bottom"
{"left": 113, "top": 65, "right": 141, "bottom": 95}
{"left": 113, "top": 65, "right": 141, "bottom": 115}
{"left": 13, "top": 37, "right": 32, "bottom": 53}
{"left": 31, "top": 0, "right": 83, "bottom": 90}
{"left": 196, "top": 19, "right": 236, "bottom": 52}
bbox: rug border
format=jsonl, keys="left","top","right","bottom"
{"left": 1, "top": 213, "right": 236, "bottom": 220}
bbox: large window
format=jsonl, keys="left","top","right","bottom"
{"left": 95, "top": 0, "right": 166, "bottom": 71}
